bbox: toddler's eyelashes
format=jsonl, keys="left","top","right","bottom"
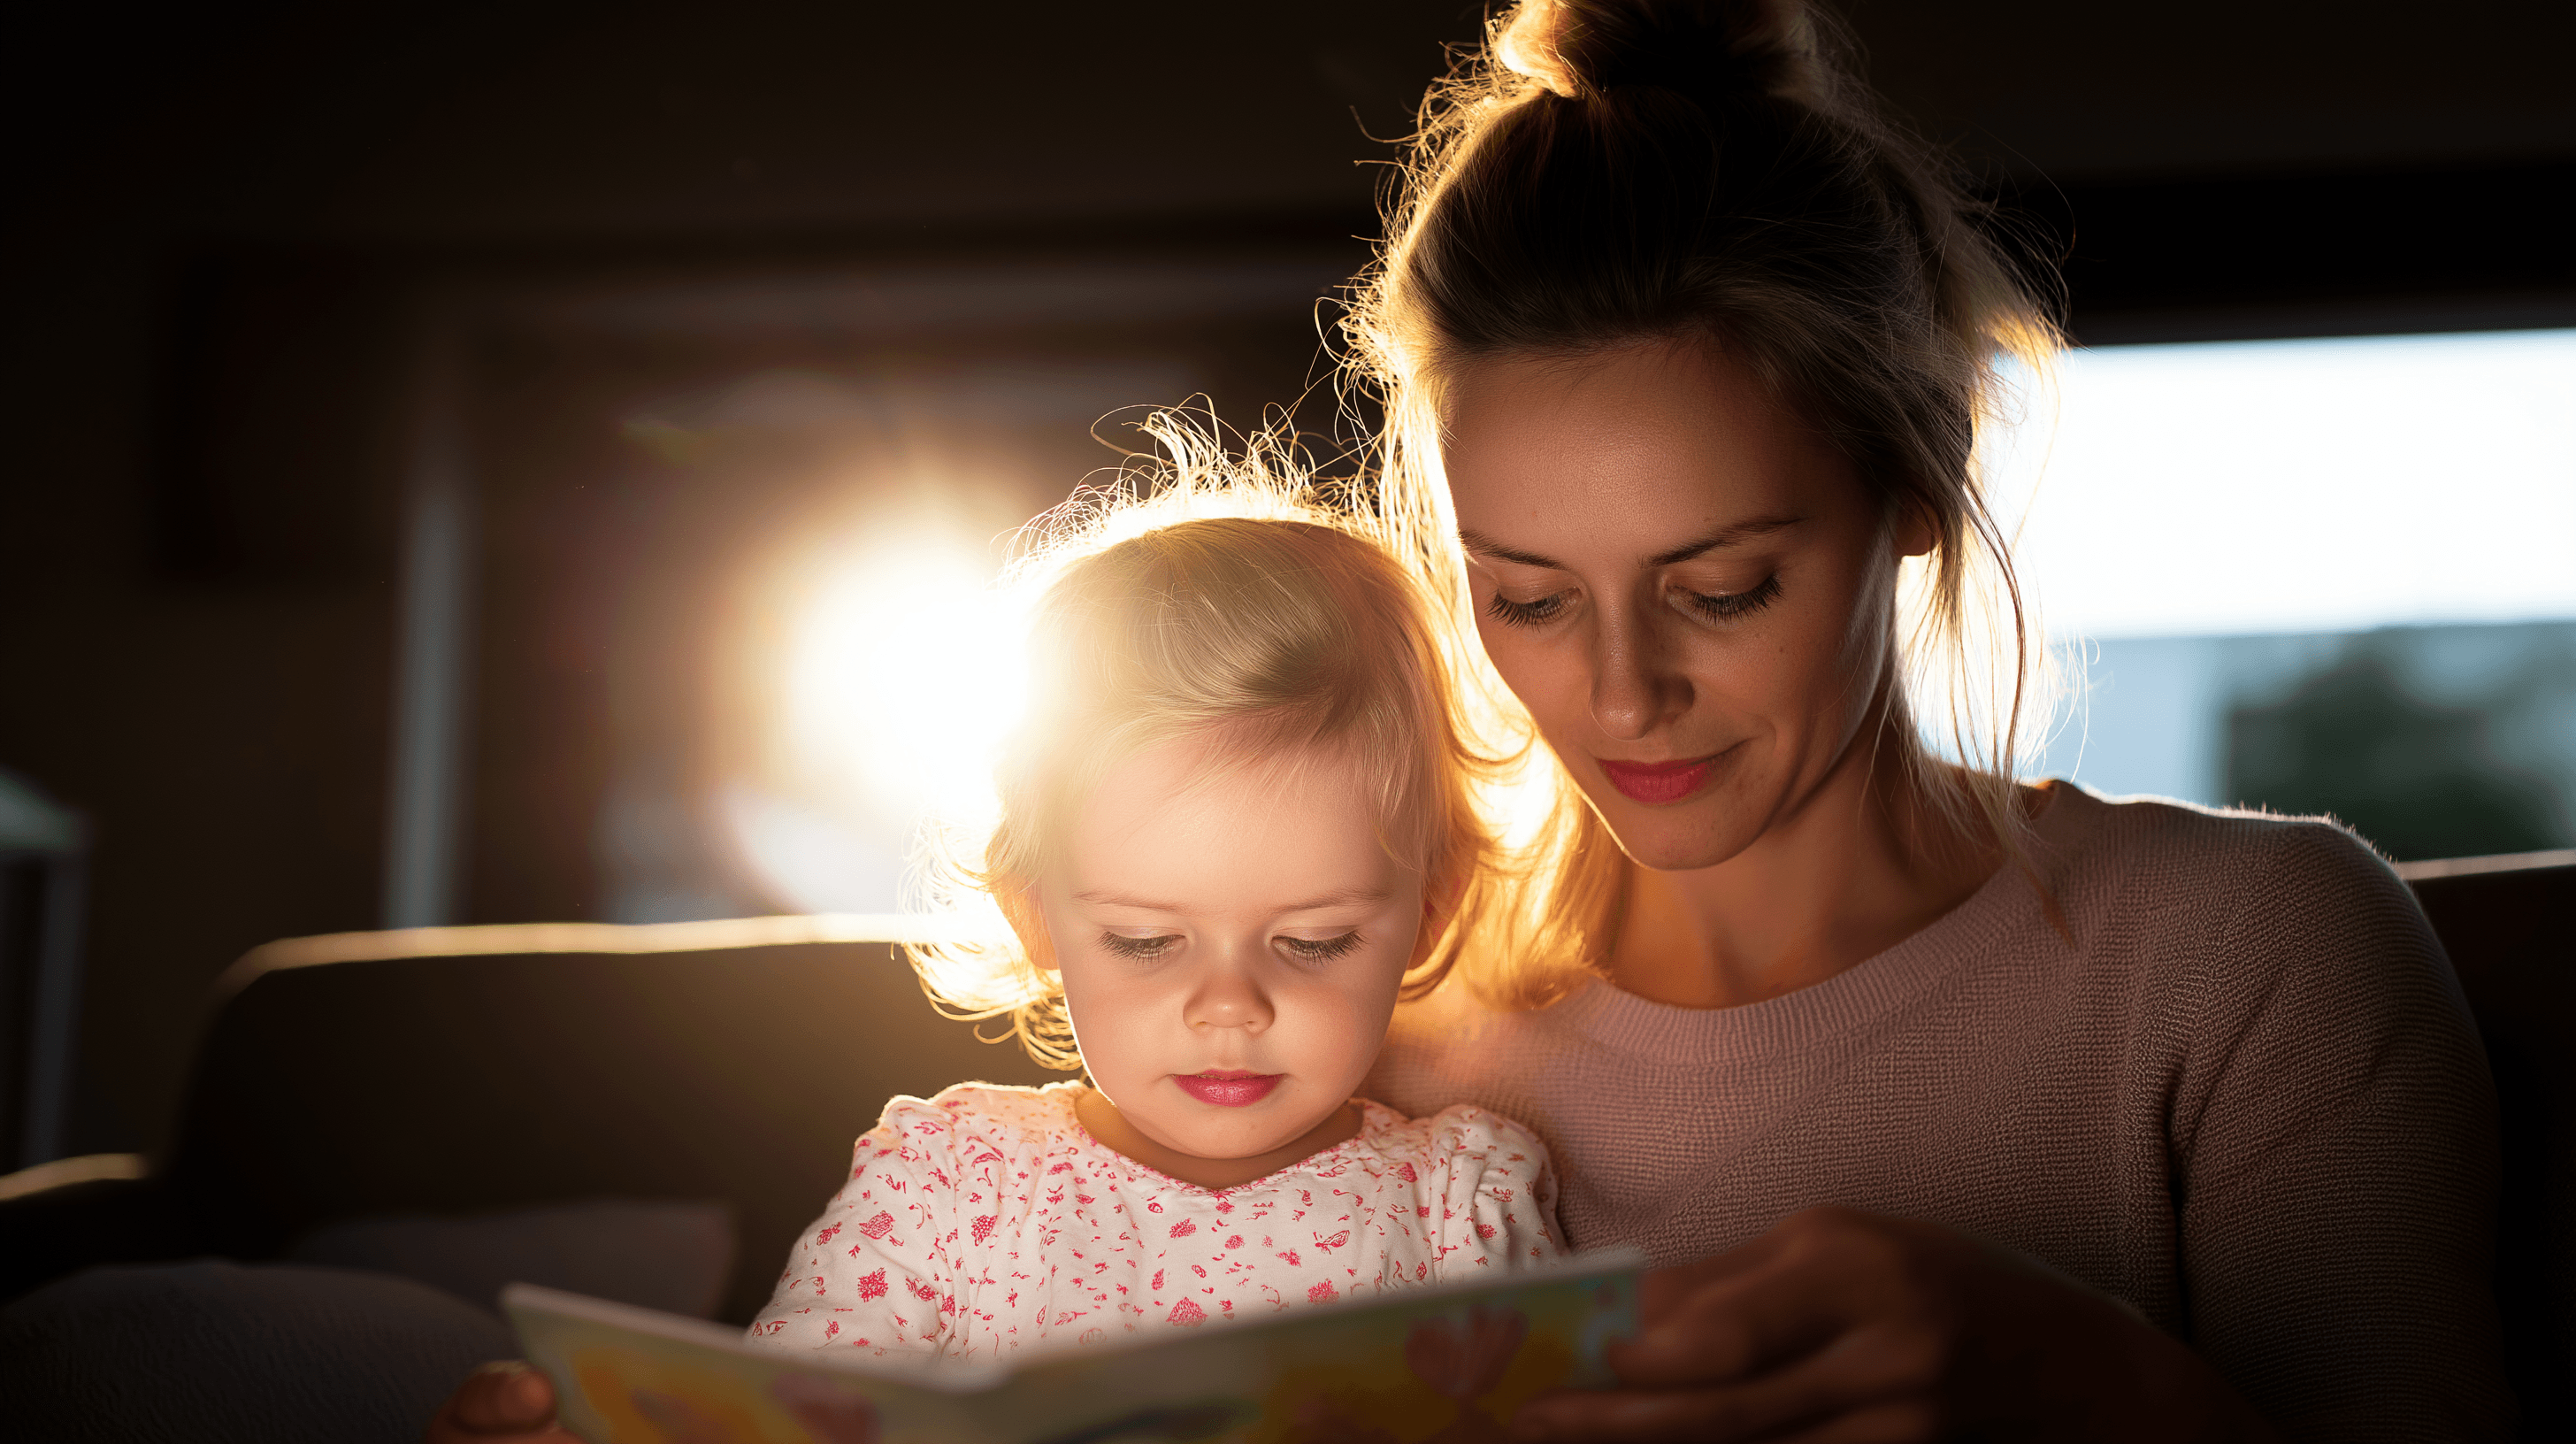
{"left": 1280, "top": 933, "right": 1365, "bottom": 963}
{"left": 1092, "top": 932, "right": 1368, "bottom": 963}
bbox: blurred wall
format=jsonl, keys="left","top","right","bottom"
{"left": 2, "top": 0, "right": 2571, "bottom": 1158}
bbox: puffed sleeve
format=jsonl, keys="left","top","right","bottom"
{"left": 1422, "top": 1104, "right": 1565, "bottom": 1277}
{"left": 747, "top": 1096, "right": 962, "bottom": 1363}
{"left": 2173, "top": 822, "right": 2513, "bottom": 1441}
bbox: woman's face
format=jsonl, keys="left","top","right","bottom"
{"left": 1438, "top": 340, "right": 1918, "bottom": 872}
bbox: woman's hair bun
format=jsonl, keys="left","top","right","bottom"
{"left": 1496, "top": 0, "right": 1822, "bottom": 106}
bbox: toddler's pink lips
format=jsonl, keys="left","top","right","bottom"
{"left": 1598, "top": 754, "right": 1719, "bottom": 805}
{"left": 1172, "top": 1071, "right": 1281, "bottom": 1107}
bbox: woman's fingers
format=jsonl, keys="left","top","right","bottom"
{"left": 1514, "top": 1210, "right": 1991, "bottom": 1442}
{"left": 1514, "top": 1386, "right": 1803, "bottom": 1443}
{"left": 1615, "top": 1267, "right": 1833, "bottom": 1386}
{"left": 1618, "top": 1208, "right": 1918, "bottom": 1388}
{"left": 1632, "top": 1233, "right": 1782, "bottom": 1325}
{"left": 1516, "top": 1324, "right": 1950, "bottom": 1443}
{"left": 1543, "top": 1207, "right": 2271, "bottom": 1443}
{"left": 1763, "top": 1402, "right": 1944, "bottom": 1444}
{"left": 1510, "top": 1376, "right": 1921, "bottom": 1444}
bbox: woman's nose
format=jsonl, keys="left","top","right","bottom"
{"left": 1185, "top": 961, "right": 1274, "bottom": 1033}
{"left": 1591, "top": 608, "right": 1687, "bottom": 741}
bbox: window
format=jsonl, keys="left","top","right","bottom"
{"left": 1994, "top": 329, "right": 2576, "bottom": 858}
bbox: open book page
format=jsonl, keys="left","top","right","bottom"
{"left": 506, "top": 1248, "right": 1642, "bottom": 1444}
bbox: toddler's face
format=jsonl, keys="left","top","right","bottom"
{"left": 1037, "top": 734, "right": 1426, "bottom": 1167}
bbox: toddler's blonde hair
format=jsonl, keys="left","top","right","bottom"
{"left": 907, "top": 423, "right": 1500, "bottom": 1068}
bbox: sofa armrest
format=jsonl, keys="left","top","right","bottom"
{"left": 0, "top": 1159, "right": 197, "bottom": 1304}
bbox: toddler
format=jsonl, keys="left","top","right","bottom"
{"left": 426, "top": 487, "right": 1564, "bottom": 1435}
{"left": 748, "top": 497, "right": 1562, "bottom": 1364}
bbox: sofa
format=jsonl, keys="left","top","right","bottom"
{"left": 2, "top": 856, "right": 2569, "bottom": 1433}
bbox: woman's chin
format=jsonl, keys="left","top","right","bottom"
{"left": 1589, "top": 795, "right": 1765, "bottom": 873}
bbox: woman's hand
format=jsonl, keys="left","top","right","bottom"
{"left": 424, "top": 1361, "right": 581, "bottom": 1443}
{"left": 1514, "top": 1207, "right": 2277, "bottom": 1443}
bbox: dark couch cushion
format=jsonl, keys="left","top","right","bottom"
{"left": 164, "top": 937, "right": 1061, "bottom": 1322}
{"left": 287, "top": 1197, "right": 736, "bottom": 1318}
{"left": 2404, "top": 857, "right": 2576, "bottom": 1435}
{"left": 0, "top": 1260, "right": 513, "bottom": 1444}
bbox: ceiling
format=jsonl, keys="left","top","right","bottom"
{"left": 10, "top": 0, "right": 2572, "bottom": 248}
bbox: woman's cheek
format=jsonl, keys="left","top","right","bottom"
{"left": 1476, "top": 622, "right": 1586, "bottom": 736}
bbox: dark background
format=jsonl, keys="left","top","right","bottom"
{"left": 4, "top": 0, "right": 2572, "bottom": 1160}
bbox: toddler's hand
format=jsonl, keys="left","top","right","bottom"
{"left": 424, "top": 1361, "right": 580, "bottom": 1442}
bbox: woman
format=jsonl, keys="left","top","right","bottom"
{"left": 1343, "top": 1, "right": 2509, "bottom": 1440}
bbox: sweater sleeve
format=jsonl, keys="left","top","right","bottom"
{"left": 2170, "top": 821, "right": 2513, "bottom": 1441}
{"left": 1424, "top": 1105, "right": 1567, "bottom": 1278}
{"left": 746, "top": 1097, "right": 962, "bottom": 1363}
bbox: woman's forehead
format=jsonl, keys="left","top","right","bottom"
{"left": 1440, "top": 345, "right": 1859, "bottom": 562}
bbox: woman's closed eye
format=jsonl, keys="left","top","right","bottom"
{"left": 1486, "top": 589, "right": 1572, "bottom": 628}
{"left": 1276, "top": 932, "right": 1363, "bottom": 963}
{"left": 1099, "top": 932, "right": 1182, "bottom": 960}
{"left": 1677, "top": 573, "right": 1782, "bottom": 624}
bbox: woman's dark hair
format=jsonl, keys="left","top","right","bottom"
{"left": 1344, "top": 0, "right": 2061, "bottom": 996}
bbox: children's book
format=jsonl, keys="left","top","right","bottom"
{"left": 504, "top": 1248, "right": 1643, "bottom": 1444}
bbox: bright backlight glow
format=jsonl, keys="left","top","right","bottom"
{"left": 784, "top": 541, "right": 1027, "bottom": 826}
{"left": 1986, "top": 328, "right": 2576, "bottom": 640}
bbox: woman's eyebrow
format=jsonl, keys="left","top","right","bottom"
{"left": 1460, "top": 515, "right": 1806, "bottom": 571}
{"left": 1458, "top": 528, "right": 1565, "bottom": 570}
{"left": 1649, "top": 515, "right": 1806, "bottom": 565}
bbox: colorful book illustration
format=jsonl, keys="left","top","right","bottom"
{"left": 505, "top": 1248, "right": 1643, "bottom": 1444}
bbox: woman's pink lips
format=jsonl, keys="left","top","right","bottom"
{"left": 1173, "top": 1071, "right": 1281, "bottom": 1107}
{"left": 1598, "top": 755, "right": 1718, "bottom": 804}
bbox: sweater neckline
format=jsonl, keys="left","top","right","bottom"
{"left": 1556, "top": 781, "right": 2111, "bottom": 1064}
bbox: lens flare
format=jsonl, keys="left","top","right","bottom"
{"left": 783, "top": 537, "right": 1027, "bottom": 829}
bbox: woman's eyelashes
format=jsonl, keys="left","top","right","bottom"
{"left": 1678, "top": 573, "right": 1783, "bottom": 624}
{"left": 1485, "top": 589, "right": 1572, "bottom": 628}
{"left": 1484, "top": 572, "right": 1783, "bottom": 629}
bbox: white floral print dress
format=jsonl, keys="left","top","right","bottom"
{"left": 748, "top": 1081, "right": 1561, "bottom": 1365}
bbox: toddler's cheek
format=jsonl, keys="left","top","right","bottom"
{"left": 1286, "top": 998, "right": 1390, "bottom": 1093}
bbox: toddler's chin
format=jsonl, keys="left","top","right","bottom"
{"left": 1165, "top": 1119, "right": 1302, "bottom": 1164}
{"left": 1150, "top": 1100, "right": 1334, "bottom": 1164}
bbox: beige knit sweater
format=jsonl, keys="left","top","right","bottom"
{"left": 1366, "top": 784, "right": 2513, "bottom": 1440}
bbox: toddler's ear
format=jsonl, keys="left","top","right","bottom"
{"left": 1432, "top": 864, "right": 1470, "bottom": 924}
{"left": 1411, "top": 867, "right": 1469, "bottom": 967}
{"left": 997, "top": 880, "right": 1060, "bottom": 974}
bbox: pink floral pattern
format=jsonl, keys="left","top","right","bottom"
{"left": 748, "top": 1081, "right": 1560, "bottom": 1364}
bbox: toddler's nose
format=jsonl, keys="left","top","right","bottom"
{"left": 1185, "top": 964, "right": 1274, "bottom": 1033}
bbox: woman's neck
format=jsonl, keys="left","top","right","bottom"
{"left": 1606, "top": 724, "right": 2017, "bottom": 1011}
